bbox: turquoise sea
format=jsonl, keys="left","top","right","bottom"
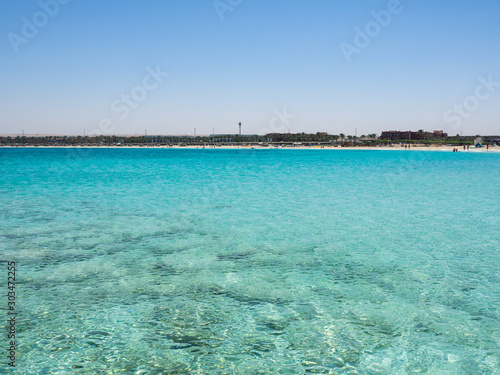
{"left": 1, "top": 148, "right": 499, "bottom": 374}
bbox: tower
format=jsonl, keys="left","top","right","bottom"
{"left": 239, "top": 122, "right": 241, "bottom": 136}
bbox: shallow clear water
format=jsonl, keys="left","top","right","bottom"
{"left": 1, "top": 148, "right": 499, "bottom": 374}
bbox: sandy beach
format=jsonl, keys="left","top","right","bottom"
{"left": 167, "top": 145, "right": 500, "bottom": 152}
{"left": 4, "top": 145, "right": 498, "bottom": 152}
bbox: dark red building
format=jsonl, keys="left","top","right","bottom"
{"left": 380, "top": 131, "right": 420, "bottom": 141}
{"left": 380, "top": 130, "right": 447, "bottom": 141}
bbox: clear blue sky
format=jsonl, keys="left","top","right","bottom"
{"left": 1, "top": 0, "right": 499, "bottom": 136}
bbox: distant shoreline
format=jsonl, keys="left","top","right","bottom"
{"left": 1, "top": 145, "right": 498, "bottom": 152}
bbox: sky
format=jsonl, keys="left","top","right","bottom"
{"left": 1, "top": 0, "right": 499, "bottom": 136}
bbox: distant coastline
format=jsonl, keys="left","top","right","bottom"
{"left": 1, "top": 145, "right": 499, "bottom": 153}
{"left": 1, "top": 132, "right": 499, "bottom": 150}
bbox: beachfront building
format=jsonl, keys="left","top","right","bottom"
{"left": 381, "top": 131, "right": 419, "bottom": 141}
{"left": 210, "top": 134, "right": 259, "bottom": 144}
{"left": 380, "top": 130, "right": 448, "bottom": 141}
